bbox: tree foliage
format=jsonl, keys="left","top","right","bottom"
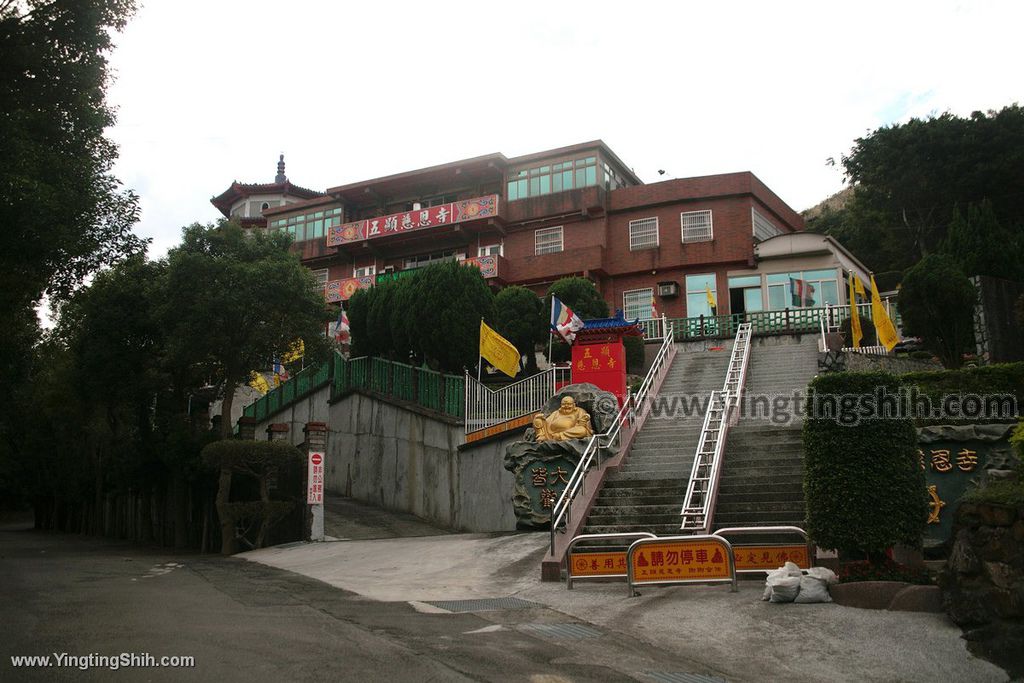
{"left": 808, "top": 106, "right": 1024, "bottom": 275}
{"left": 159, "top": 221, "right": 332, "bottom": 436}
{"left": 898, "top": 254, "right": 976, "bottom": 368}
{"left": 941, "top": 200, "right": 1024, "bottom": 281}
{"left": 0, "top": 0, "right": 143, "bottom": 312}
{"left": 493, "top": 286, "right": 545, "bottom": 374}
{"left": 544, "top": 277, "right": 609, "bottom": 363}
{"left": 347, "top": 261, "right": 495, "bottom": 373}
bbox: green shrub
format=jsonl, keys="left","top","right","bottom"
{"left": 900, "top": 362, "right": 1024, "bottom": 425}
{"left": 803, "top": 371, "right": 928, "bottom": 559}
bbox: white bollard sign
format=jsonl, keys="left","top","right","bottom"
{"left": 307, "top": 451, "right": 325, "bottom": 504}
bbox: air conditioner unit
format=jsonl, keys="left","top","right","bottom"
{"left": 657, "top": 281, "right": 679, "bottom": 297}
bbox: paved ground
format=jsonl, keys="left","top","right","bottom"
{"left": 243, "top": 497, "right": 1012, "bottom": 683}
{"left": 2, "top": 502, "right": 1012, "bottom": 682}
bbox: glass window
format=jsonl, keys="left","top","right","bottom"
{"left": 478, "top": 244, "right": 503, "bottom": 257}
{"left": 506, "top": 156, "right": 601, "bottom": 201}
{"left": 728, "top": 275, "right": 761, "bottom": 288}
{"left": 681, "top": 210, "right": 713, "bottom": 243}
{"left": 629, "top": 217, "right": 659, "bottom": 250}
{"left": 353, "top": 264, "right": 376, "bottom": 278}
{"left": 686, "top": 273, "right": 718, "bottom": 317}
{"left": 310, "top": 268, "right": 328, "bottom": 288}
{"left": 765, "top": 270, "right": 839, "bottom": 309}
{"left": 623, "top": 288, "right": 654, "bottom": 320}
{"left": 535, "top": 226, "right": 563, "bottom": 255}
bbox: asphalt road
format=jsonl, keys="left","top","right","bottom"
{"left": 0, "top": 524, "right": 723, "bottom": 682}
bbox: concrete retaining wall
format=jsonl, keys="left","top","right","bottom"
{"left": 253, "top": 387, "right": 518, "bottom": 532}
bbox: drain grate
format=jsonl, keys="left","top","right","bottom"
{"left": 518, "top": 622, "right": 603, "bottom": 640}
{"left": 423, "top": 597, "right": 543, "bottom": 613}
{"left": 642, "top": 672, "right": 728, "bottom": 683}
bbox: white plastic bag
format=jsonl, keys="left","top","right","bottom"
{"left": 793, "top": 575, "right": 832, "bottom": 603}
{"left": 768, "top": 575, "right": 801, "bottom": 603}
{"left": 762, "top": 567, "right": 788, "bottom": 600}
{"left": 782, "top": 561, "right": 803, "bottom": 577}
{"left": 806, "top": 566, "right": 838, "bottom": 585}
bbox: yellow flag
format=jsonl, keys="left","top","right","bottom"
{"left": 248, "top": 371, "right": 270, "bottom": 395}
{"left": 281, "top": 339, "right": 304, "bottom": 364}
{"left": 870, "top": 275, "right": 900, "bottom": 351}
{"left": 479, "top": 321, "right": 520, "bottom": 378}
{"left": 848, "top": 271, "right": 863, "bottom": 349}
{"left": 854, "top": 275, "right": 866, "bottom": 299}
{"left": 705, "top": 285, "right": 717, "bottom": 311}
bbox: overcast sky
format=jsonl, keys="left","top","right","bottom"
{"left": 106, "top": 0, "right": 1023, "bottom": 260}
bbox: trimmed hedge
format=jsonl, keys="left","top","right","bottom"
{"left": 803, "top": 371, "right": 928, "bottom": 556}
{"left": 900, "top": 362, "right": 1024, "bottom": 425}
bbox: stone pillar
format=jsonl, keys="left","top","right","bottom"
{"left": 267, "top": 423, "right": 289, "bottom": 442}
{"left": 304, "top": 422, "right": 329, "bottom": 542}
{"left": 237, "top": 416, "right": 257, "bottom": 441}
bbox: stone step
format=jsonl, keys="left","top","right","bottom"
{"left": 591, "top": 494, "right": 683, "bottom": 508}
{"left": 587, "top": 503, "right": 682, "bottom": 517}
{"left": 712, "top": 512, "right": 806, "bottom": 526}
{"left": 716, "top": 490, "right": 804, "bottom": 504}
{"left": 622, "top": 453, "right": 697, "bottom": 465}
{"left": 712, "top": 501, "right": 805, "bottom": 514}
{"left": 581, "top": 524, "right": 683, "bottom": 536}
{"left": 714, "top": 478, "right": 804, "bottom": 494}
{"left": 606, "top": 473, "right": 696, "bottom": 483}
{"left": 714, "top": 463, "right": 803, "bottom": 478}
{"left": 601, "top": 477, "right": 689, "bottom": 489}
{"left": 585, "top": 513, "right": 681, "bottom": 526}
{"left": 718, "top": 452, "right": 803, "bottom": 467}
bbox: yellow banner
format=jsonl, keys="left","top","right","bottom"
{"left": 848, "top": 271, "right": 863, "bottom": 349}
{"left": 870, "top": 274, "right": 900, "bottom": 351}
{"left": 248, "top": 371, "right": 270, "bottom": 395}
{"left": 479, "top": 321, "right": 520, "bottom": 378}
{"left": 706, "top": 285, "right": 716, "bottom": 310}
{"left": 281, "top": 338, "right": 304, "bottom": 364}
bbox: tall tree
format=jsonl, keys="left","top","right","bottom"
{"left": 808, "top": 106, "right": 1024, "bottom": 275}
{"left": 0, "top": 0, "right": 143, "bottom": 312}
{"left": 159, "top": 221, "right": 332, "bottom": 438}
{"left": 493, "top": 286, "right": 545, "bottom": 374}
{"left": 898, "top": 254, "right": 976, "bottom": 368}
{"left": 941, "top": 200, "right": 1024, "bottom": 281}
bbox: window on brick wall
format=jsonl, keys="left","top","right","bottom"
{"left": 629, "top": 217, "right": 659, "bottom": 250}
{"left": 535, "top": 226, "right": 563, "bottom": 255}
{"left": 623, "top": 288, "right": 655, "bottom": 320}
{"left": 353, "top": 264, "right": 376, "bottom": 278}
{"left": 681, "top": 210, "right": 713, "bottom": 243}
{"left": 478, "top": 243, "right": 503, "bottom": 257}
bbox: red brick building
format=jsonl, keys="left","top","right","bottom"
{"left": 213, "top": 141, "right": 810, "bottom": 321}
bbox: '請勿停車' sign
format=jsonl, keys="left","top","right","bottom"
{"left": 327, "top": 195, "right": 499, "bottom": 246}
{"left": 627, "top": 535, "right": 736, "bottom": 596}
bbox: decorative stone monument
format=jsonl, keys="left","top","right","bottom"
{"left": 503, "top": 383, "right": 619, "bottom": 529}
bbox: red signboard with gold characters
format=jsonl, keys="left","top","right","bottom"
{"left": 571, "top": 341, "right": 626, "bottom": 407}
{"left": 327, "top": 194, "right": 499, "bottom": 247}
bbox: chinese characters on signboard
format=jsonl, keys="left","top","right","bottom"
{"left": 918, "top": 442, "right": 987, "bottom": 544}
{"left": 307, "top": 451, "right": 325, "bottom": 505}
{"left": 631, "top": 540, "right": 732, "bottom": 581}
{"left": 571, "top": 341, "right": 626, "bottom": 407}
{"left": 326, "top": 195, "right": 499, "bottom": 247}
{"left": 526, "top": 462, "right": 571, "bottom": 517}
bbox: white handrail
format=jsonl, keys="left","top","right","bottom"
{"left": 549, "top": 324, "right": 676, "bottom": 554}
{"left": 464, "top": 365, "right": 571, "bottom": 434}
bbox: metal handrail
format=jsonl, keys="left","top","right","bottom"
{"left": 679, "top": 323, "right": 751, "bottom": 532}
{"left": 549, "top": 323, "right": 676, "bottom": 555}
{"left": 464, "top": 365, "right": 571, "bottom": 434}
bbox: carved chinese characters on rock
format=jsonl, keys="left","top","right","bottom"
{"left": 918, "top": 441, "right": 989, "bottom": 546}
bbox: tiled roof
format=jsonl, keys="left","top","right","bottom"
{"left": 579, "top": 310, "right": 643, "bottom": 336}
{"left": 210, "top": 181, "right": 324, "bottom": 217}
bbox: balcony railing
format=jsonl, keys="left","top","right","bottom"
{"left": 324, "top": 256, "right": 504, "bottom": 302}
{"left": 664, "top": 300, "right": 899, "bottom": 341}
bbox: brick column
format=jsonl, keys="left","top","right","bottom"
{"left": 267, "top": 423, "right": 289, "bottom": 442}
{"left": 237, "top": 416, "right": 257, "bottom": 441}
{"left": 304, "top": 422, "right": 329, "bottom": 542}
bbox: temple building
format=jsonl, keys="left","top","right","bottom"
{"left": 213, "top": 141, "right": 875, "bottom": 321}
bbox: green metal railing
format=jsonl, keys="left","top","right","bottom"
{"left": 666, "top": 302, "right": 900, "bottom": 341}
{"left": 243, "top": 352, "right": 465, "bottom": 423}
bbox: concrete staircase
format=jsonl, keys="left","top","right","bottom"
{"left": 581, "top": 347, "right": 731, "bottom": 535}
{"left": 712, "top": 335, "right": 819, "bottom": 530}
